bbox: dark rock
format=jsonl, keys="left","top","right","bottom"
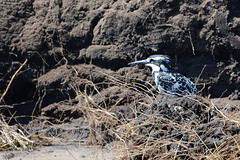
{"left": 228, "top": 90, "right": 240, "bottom": 100}
{"left": 2, "top": 0, "right": 240, "bottom": 105}
{"left": 151, "top": 93, "right": 212, "bottom": 123}
{"left": 1, "top": 0, "right": 240, "bottom": 158}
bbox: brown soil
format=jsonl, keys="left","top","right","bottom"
{"left": 1, "top": 0, "right": 240, "bottom": 159}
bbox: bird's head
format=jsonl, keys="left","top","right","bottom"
{"left": 128, "top": 55, "right": 171, "bottom": 72}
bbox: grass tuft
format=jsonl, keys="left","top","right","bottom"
{"left": 0, "top": 117, "right": 34, "bottom": 151}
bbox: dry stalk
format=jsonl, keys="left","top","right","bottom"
{"left": 189, "top": 30, "right": 196, "bottom": 55}
{"left": 0, "top": 59, "right": 27, "bottom": 103}
{"left": 0, "top": 117, "right": 34, "bottom": 151}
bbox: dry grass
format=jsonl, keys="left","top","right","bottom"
{"left": 0, "top": 59, "right": 36, "bottom": 151}
{"left": 0, "top": 117, "right": 34, "bottom": 151}
{"left": 1, "top": 69, "right": 240, "bottom": 160}
{"left": 70, "top": 74, "right": 240, "bottom": 159}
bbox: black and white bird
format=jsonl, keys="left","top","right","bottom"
{"left": 128, "top": 55, "right": 199, "bottom": 95}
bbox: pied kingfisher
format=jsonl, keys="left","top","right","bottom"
{"left": 128, "top": 55, "right": 199, "bottom": 95}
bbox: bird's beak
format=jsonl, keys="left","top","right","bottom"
{"left": 128, "top": 59, "right": 148, "bottom": 66}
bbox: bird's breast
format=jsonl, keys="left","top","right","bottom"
{"left": 152, "top": 71, "right": 159, "bottom": 82}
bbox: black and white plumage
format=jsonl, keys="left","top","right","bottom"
{"left": 128, "top": 55, "right": 199, "bottom": 95}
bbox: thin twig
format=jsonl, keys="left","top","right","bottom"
{"left": 0, "top": 59, "right": 28, "bottom": 103}
{"left": 212, "top": 101, "right": 240, "bottom": 124}
{"left": 193, "top": 130, "right": 219, "bottom": 160}
{"left": 196, "top": 65, "right": 206, "bottom": 85}
{"left": 189, "top": 30, "right": 196, "bottom": 55}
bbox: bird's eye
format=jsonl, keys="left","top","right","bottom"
{"left": 150, "top": 59, "right": 154, "bottom": 63}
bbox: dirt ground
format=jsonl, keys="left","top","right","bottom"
{"left": 1, "top": 0, "right": 240, "bottom": 159}
{"left": 1, "top": 144, "right": 117, "bottom": 160}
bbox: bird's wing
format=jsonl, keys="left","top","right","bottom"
{"left": 156, "top": 72, "right": 199, "bottom": 95}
